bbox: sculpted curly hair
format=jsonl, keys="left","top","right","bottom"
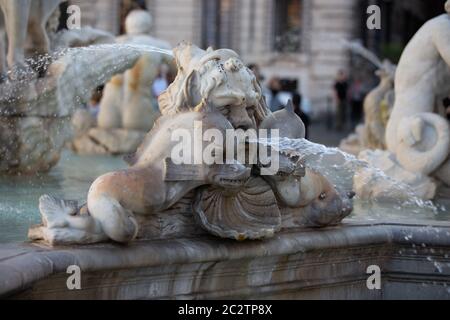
{"left": 158, "top": 44, "right": 270, "bottom": 127}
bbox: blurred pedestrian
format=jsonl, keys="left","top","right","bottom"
{"left": 333, "top": 70, "right": 349, "bottom": 131}
{"left": 349, "top": 76, "right": 365, "bottom": 127}
{"left": 87, "top": 87, "right": 103, "bottom": 119}
{"left": 292, "top": 93, "right": 310, "bottom": 139}
{"left": 152, "top": 64, "right": 169, "bottom": 98}
{"left": 267, "top": 77, "right": 283, "bottom": 112}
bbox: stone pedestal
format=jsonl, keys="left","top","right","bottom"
{"left": 1, "top": 219, "right": 450, "bottom": 300}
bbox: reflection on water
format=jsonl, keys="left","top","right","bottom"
{"left": 0, "top": 150, "right": 448, "bottom": 244}
{"left": 0, "top": 151, "right": 127, "bottom": 243}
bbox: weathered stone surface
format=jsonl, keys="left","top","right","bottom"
{"left": 2, "top": 221, "right": 450, "bottom": 300}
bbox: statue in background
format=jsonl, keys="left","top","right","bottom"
{"left": 355, "top": 2, "right": 450, "bottom": 200}
{"left": 339, "top": 41, "right": 396, "bottom": 156}
{"left": 362, "top": 61, "right": 396, "bottom": 150}
{"left": 71, "top": 9, "right": 173, "bottom": 155}
{"left": 0, "top": 0, "right": 63, "bottom": 76}
{"left": 0, "top": 1, "right": 140, "bottom": 174}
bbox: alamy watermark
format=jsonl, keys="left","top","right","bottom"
{"left": 66, "top": 265, "right": 81, "bottom": 290}
{"left": 66, "top": 5, "right": 81, "bottom": 30}
{"left": 366, "top": 265, "right": 381, "bottom": 290}
{"left": 367, "top": 5, "right": 381, "bottom": 30}
{"left": 171, "top": 123, "right": 280, "bottom": 176}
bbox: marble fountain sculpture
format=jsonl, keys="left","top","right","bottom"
{"left": 1, "top": 7, "right": 450, "bottom": 300}
{"left": 0, "top": 42, "right": 449, "bottom": 300}
{"left": 69, "top": 10, "right": 174, "bottom": 156}
{"left": 29, "top": 42, "right": 354, "bottom": 245}
{"left": 339, "top": 57, "right": 396, "bottom": 156}
{"left": 0, "top": 0, "right": 137, "bottom": 174}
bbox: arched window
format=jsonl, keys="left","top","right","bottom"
{"left": 201, "top": 0, "right": 234, "bottom": 49}
{"left": 273, "top": 0, "right": 302, "bottom": 53}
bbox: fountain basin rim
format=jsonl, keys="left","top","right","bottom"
{"left": 1, "top": 220, "right": 450, "bottom": 299}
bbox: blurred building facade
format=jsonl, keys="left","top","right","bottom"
{"left": 67, "top": 0, "right": 448, "bottom": 114}
{"left": 358, "top": 0, "right": 446, "bottom": 63}
{"left": 68, "top": 0, "right": 360, "bottom": 114}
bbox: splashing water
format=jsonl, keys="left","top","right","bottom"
{"left": 258, "top": 137, "right": 442, "bottom": 217}
{"left": 341, "top": 39, "right": 383, "bottom": 69}
{"left": 1, "top": 43, "right": 174, "bottom": 108}
{"left": 4, "top": 43, "right": 173, "bottom": 79}
{"left": 59, "top": 43, "right": 174, "bottom": 57}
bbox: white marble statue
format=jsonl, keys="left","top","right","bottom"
{"left": 363, "top": 61, "right": 396, "bottom": 150}
{"left": 340, "top": 61, "right": 395, "bottom": 156}
{"left": 98, "top": 9, "right": 171, "bottom": 132}
{"left": 30, "top": 43, "right": 354, "bottom": 246}
{"left": 356, "top": 2, "right": 450, "bottom": 200}
{"left": 384, "top": 2, "right": 450, "bottom": 186}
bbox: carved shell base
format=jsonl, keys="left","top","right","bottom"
{"left": 193, "top": 177, "right": 282, "bottom": 240}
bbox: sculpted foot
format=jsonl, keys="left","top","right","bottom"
{"left": 28, "top": 195, "right": 107, "bottom": 245}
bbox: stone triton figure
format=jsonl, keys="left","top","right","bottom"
{"left": 31, "top": 110, "right": 251, "bottom": 244}
{"left": 30, "top": 43, "right": 354, "bottom": 246}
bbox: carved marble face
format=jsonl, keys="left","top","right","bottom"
{"left": 203, "top": 59, "right": 261, "bottom": 130}
{"left": 158, "top": 43, "right": 268, "bottom": 129}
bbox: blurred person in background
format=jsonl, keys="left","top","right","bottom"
{"left": 349, "top": 76, "right": 365, "bottom": 127}
{"left": 333, "top": 70, "right": 349, "bottom": 131}
{"left": 292, "top": 92, "right": 310, "bottom": 139}
{"left": 267, "top": 76, "right": 283, "bottom": 112}
{"left": 152, "top": 64, "right": 170, "bottom": 98}
{"left": 87, "top": 86, "right": 103, "bottom": 120}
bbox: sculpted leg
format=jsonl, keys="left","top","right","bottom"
{"left": 98, "top": 75, "right": 124, "bottom": 129}
{"left": 122, "top": 54, "right": 160, "bottom": 131}
{"left": 87, "top": 195, "right": 138, "bottom": 243}
{"left": 0, "top": 0, "right": 31, "bottom": 70}
{"left": 87, "top": 174, "right": 139, "bottom": 243}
